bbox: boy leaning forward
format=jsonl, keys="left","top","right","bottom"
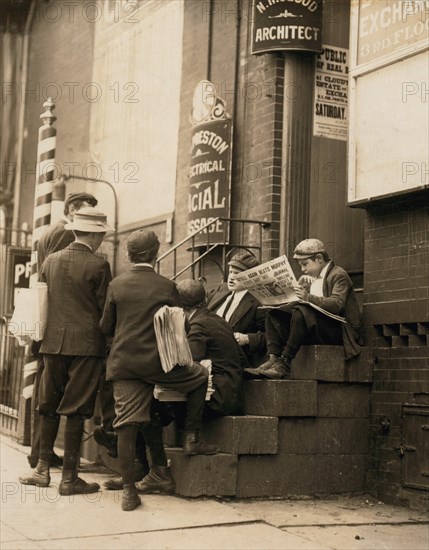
{"left": 244, "top": 239, "right": 362, "bottom": 380}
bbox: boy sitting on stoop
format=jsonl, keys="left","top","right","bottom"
{"left": 244, "top": 239, "right": 362, "bottom": 380}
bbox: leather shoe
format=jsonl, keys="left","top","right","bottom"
{"left": 243, "top": 356, "right": 279, "bottom": 379}
{"left": 59, "top": 471, "right": 100, "bottom": 496}
{"left": 19, "top": 460, "right": 50, "bottom": 487}
{"left": 261, "top": 357, "right": 291, "bottom": 380}
{"left": 136, "top": 465, "right": 175, "bottom": 494}
{"left": 183, "top": 431, "right": 219, "bottom": 456}
{"left": 122, "top": 484, "right": 141, "bottom": 512}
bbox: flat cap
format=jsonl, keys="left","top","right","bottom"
{"left": 64, "top": 207, "right": 112, "bottom": 232}
{"left": 293, "top": 239, "right": 326, "bottom": 259}
{"left": 127, "top": 229, "right": 160, "bottom": 255}
{"left": 64, "top": 192, "right": 97, "bottom": 209}
{"left": 177, "top": 279, "right": 206, "bottom": 308}
{"left": 228, "top": 251, "right": 259, "bottom": 272}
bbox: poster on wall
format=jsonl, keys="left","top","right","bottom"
{"left": 251, "top": 0, "right": 323, "bottom": 54}
{"left": 4, "top": 247, "right": 31, "bottom": 316}
{"left": 357, "top": 0, "right": 429, "bottom": 65}
{"left": 188, "top": 81, "right": 232, "bottom": 246}
{"left": 313, "top": 45, "right": 349, "bottom": 141}
{"left": 188, "top": 119, "right": 232, "bottom": 245}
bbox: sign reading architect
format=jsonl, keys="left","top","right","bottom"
{"left": 251, "top": 0, "right": 323, "bottom": 54}
{"left": 188, "top": 119, "right": 232, "bottom": 244}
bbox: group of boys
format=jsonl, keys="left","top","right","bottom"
{"left": 19, "top": 194, "right": 361, "bottom": 512}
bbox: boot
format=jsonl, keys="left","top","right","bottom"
{"left": 136, "top": 465, "right": 175, "bottom": 494}
{"left": 122, "top": 483, "right": 141, "bottom": 512}
{"left": 59, "top": 470, "right": 100, "bottom": 496}
{"left": 104, "top": 460, "right": 149, "bottom": 490}
{"left": 243, "top": 355, "right": 280, "bottom": 379}
{"left": 19, "top": 459, "right": 50, "bottom": 487}
{"left": 261, "top": 356, "right": 291, "bottom": 380}
{"left": 182, "top": 431, "right": 219, "bottom": 456}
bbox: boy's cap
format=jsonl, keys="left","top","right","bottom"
{"left": 127, "top": 229, "right": 160, "bottom": 255}
{"left": 293, "top": 239, "right": 326, "bottom": 259}
{"left": 228, "top": 251, "right": 259, "bottom": 272}
{"left": 64, "top": 207, "right": 112, "bottom": 232}
{"left": 64, "top": 192, "right": 97, "bottom": 209}
{"left": 177, "top": 279, "right": 206, "bottom": 308}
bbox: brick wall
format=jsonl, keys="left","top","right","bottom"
{"left": 172, "top": 0, "right": 284, "bottom": 287}
{"left": 363, "top": 194, "right": 429, "bottom": 510}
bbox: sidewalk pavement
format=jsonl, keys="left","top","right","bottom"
{"left": 1, "top": 435, "right": 428, "bottom": 550}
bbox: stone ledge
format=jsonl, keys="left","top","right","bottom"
{"left": 166, "top": 448, "right": 237, "bottom": 497}
{"left": 243, "top": 380, "right": 317, "bottom": 417}
{"left": 236, "top": 453, "right": 368, "bottom": 498}
{"left": 202, "top": 415, "right": 278, "bottom": 455}
{"left": 291, "top": 346, "right": 373, "bottom": 383}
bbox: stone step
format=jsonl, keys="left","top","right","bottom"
{"left": 166, "top": 448, "right": 237, "bottom": 497}
{"left": 277, "top": 417, "right": 369, "bottom": 454}
{"left": 243, "top": 380, "right": 317, "bottom": 417}
{"left": 164, "top": 415, "right": 279, "bottom": 455}
{"left": 317, "top": 383, "right": 370, "bottom": 418}
{"left": 202, "top": 415, "right": 278, "bottom": 454}
{"left": 291, "top": 346, "right": 373, "bottom": 383}
{"left": 236, "top": 453, "right": 368, "bottom": 498}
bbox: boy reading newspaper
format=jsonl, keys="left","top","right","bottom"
{"left": 237, "top": 239, "right": 362, "bottom": 380}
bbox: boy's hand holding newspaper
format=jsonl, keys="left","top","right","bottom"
{"left": 293, "top": 284, "right": 309, "bottom": 302}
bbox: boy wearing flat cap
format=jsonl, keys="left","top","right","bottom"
{"left": 20, "top": 208, "right": 112, "bottom": 497}
{"left": 27, "top": 192, "right": 98, "bottom": 471}
{"left": 207, "top": 250, "right": 267, "bottom": 367}
{"left": 100, "top": 229, "right": 218, "bottom": 511}
{"left": 245, "top": 239, "right": 362, "bottom": 380}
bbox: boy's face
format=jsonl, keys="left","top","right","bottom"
{"left": 227, "top": 265, "right": 245, "bottom": 291}
{"left": 297, "top": 256, "right": 324, "bottom": 278}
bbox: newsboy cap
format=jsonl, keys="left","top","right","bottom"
{"left": 127, "top": 229, "right": 160, "bottom": 255}
{"left": 228, "top": 251, "right": 259, "bottom": 272}
{"left": 64, "top": 207, "right": 112, "bottom": 232}
{"left": 293, "top": 239, "right": 326, "bottom": 259}
{"left": 64, "top": 192, "right": 97, "bottom": 210}
{"left": 177, "top": 279, "right": 206, "bottom": 308}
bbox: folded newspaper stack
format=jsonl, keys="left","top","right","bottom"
{"left": 154, "top": 361, "right": 215, "bottom": 402}
{"left": 153, "top": 306, "right": 194, "bottom": 373}
{"left": 8, "top": 282, "right": 48, "bottom": 345}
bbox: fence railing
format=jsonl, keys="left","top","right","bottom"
{"left": 0, "top": 318, "right": 25, "bottom": 419}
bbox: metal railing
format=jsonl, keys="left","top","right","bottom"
{"left": 156, "top": 217, "right": 270, "bottom": 281}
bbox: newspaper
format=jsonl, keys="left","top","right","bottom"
{"left": 8, "top": 282, "right": 48, "bottom": 345}
{"left": 154, "top": 359, "right": 215, "bottom": 402}
{"left": 234, "top": 255, "right": 346, "bottom": 323}
{"left": 153, "top": 306, "right": 194, "bottom": 373}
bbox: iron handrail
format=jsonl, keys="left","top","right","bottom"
{"left": 156, "top": 216, "right": 270, "bottom": 280}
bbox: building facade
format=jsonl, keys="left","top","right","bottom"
{"left": 1, "top": 0, "right": 428, "bottom": 508}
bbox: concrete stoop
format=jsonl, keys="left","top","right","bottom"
{"left": 164, "top": 346, "right": 374, "bottom": 498}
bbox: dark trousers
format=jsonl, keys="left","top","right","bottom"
{"left": 266, "top": 306, "right": 342, "bottom": 359}
{"left": 29, "top": 357, "right": 60, "bottom": 463}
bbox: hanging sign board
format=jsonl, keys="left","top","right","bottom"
{"left": 313, "top": 45, "right": 349, "bottom": 141}
{"left": 188, "top": 119, "right": 232, "bottom": 245}
{"left": 251, "top": 0, "right": 323, "bottom": 54}
{"left": 188, "top": 81, "right": 232, "bottom": 246}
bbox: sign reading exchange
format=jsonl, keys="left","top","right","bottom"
{"left": 188, "top": 119, "right": 232, "bottom": 245}
{"left": 252, "top": 0, "right": 323, "bottom": 54}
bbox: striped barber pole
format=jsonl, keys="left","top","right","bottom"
{"left": 29, "top": 97, "right": 57, "bottom": 286}
{"left": 23, "top": 99, "right": 57, "bottom": 405}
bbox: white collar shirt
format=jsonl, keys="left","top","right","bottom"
{"left": 216, "top": 289, "right": 247, "bottom": 322}
{"left": 309, "top": 262, "right": 331, "bottom": 297}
